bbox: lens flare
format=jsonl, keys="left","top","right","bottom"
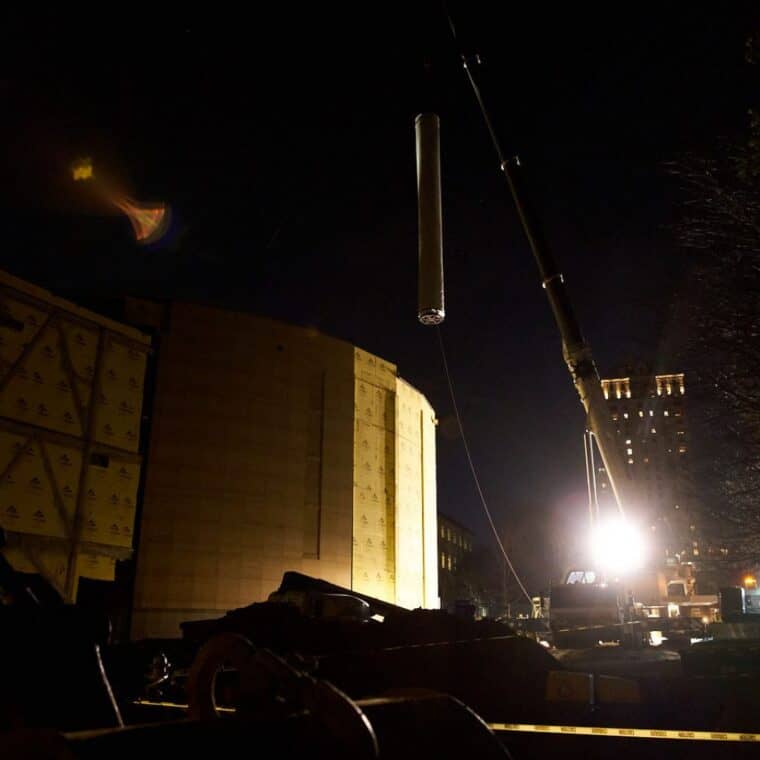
{"left": 70, "top": 157, "right": 170, "bottom": 244}
{"left": 591, "top": 517, "right": 647, "bottom": 576}
{"left": 111, "top": 196, "right": 169, "bottom": 244}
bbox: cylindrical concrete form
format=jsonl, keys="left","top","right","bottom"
{"left": 415, "top": 113, "right": 445, "bottom": 326}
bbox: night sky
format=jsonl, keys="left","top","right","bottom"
{"left": 1, "top": 6, "right": 755, "bottom": 591}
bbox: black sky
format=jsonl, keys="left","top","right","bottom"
{"left": 0, "top": 5, "right": 756, "bottom": 591}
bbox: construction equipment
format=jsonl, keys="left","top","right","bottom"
{"left": 0, "top": 530, "right": 124, "bottom": 734}
{"left": 58, "top": 649, "right": 510, "bottom": 760}
{"left": 446, "top": 17, "right": 709, "bottom": 649}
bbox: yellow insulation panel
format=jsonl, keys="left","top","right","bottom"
{"left": 0, "top": 430, "right": 73, "bottom": 539}
{"left": 75, "top": 551, "right": 116, "bottom": 581}
{"left": 0, "top": 281, "right": 149, "bottom": 455}
{"left": 2, "top": 542, "right": 69, "bottom": 592}
{"left": 0, "top": 270, "right": 149, "bottom": 595}
{"left": 0, "top": 296, "right": 48, "bottom": 371}
{"left": 354, "top": 347, "right": 397, "bottom": 392}
{"left": 394, "top": 379, "right": 438, "bottom": 610}
{"left": 420, "top": 398, "right": 439, "bottom": 608}
{"left": 352, "top": 348, "right": 396, "bottom": 603}
{"left": 2, "top": 545, "right": 114, "bottom": 584}
{"left": 79, "top": 458, "right": 140, "bottom": 548}
{"left": 0, "top": 423, "right": 139, "bottom": 547}
{"left": 0, "top": 320, "right": 85, "bottom": 437}
{"left": 92, "top": 337, "right": 147, "bottom": 453}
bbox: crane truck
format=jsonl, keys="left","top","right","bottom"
{"left": 449, "top": 37, "right": 713, "bottom": 649}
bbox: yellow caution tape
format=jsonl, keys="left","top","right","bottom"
{"left": 134, "top": 701, "right": 759, "bottom": 743}
{"left": 489, "top": 723, "right": 760, "bottom": 743}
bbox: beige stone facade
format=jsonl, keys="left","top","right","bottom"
{"left": 130, "top": 303, "right": 437, "bottom": 638}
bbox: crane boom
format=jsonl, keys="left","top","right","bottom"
{"left": 454, "top": 52, "right": 636, "bottom": 517}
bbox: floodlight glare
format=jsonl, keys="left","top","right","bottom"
{"left": 591, "top": 517, "right": 647, "bottom": 576}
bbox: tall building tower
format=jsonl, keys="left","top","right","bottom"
{"left": 594, "top": 365, "right": 699, "bottom": 563}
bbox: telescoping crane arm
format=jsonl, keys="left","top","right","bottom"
{"left": 452, "top": 43, "right": 635, "bottom": 518}
{"left": 501, "top": 159, "right": 632, "bottom": 518}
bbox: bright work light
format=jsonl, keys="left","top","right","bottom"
{"left": 591, "top": 517, "right": 647, "bottom": 576}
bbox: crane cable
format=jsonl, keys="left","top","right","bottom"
{"left": 439, "top": 6, "right": 533, "bottom": 604}
{"left": 436, "top": 327, "right": 533, "bottom": 604}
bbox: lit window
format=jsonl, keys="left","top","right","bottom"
{"left": 623, "top": 412, "right": 629, "bottom": 419}
{"left": 674, "top": 504, "right": 680, "bottom": 510}
{"left": 664, "top": 410, "right": 669, "bottom": 417}
{"left": 678, "top": 446, "right": 687, "bottom": 454}
{"left": 441, "top": 553, "right": 445, "bottom": 569}
{"left": 440, "top": 525, "right": 445, "bottom": 539}
{"left": 627, "top": 447, "right": 633, "bottom": 455}
{"left": 638, "top": 410, "right": 644, "bottom": 418}
{"left": 625, "top": 439, "right": 631, "bottom": 444}
{"left": 690, "top": 525, "right": 696, "bottom": 532}
{"left": 447, "top": 555, "right": 452, "bottom": 571}
{"left": 649, "top": 410, "right": 654, "bottom": 417}
{"left": 628, "top": 457, "right": 634, "bottom": 464}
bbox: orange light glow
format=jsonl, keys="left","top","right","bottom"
{"left": 744, "top": 575, "right": 757, "bottom": 590}
{"left": 111, "top": 195, "right": 169, "bottom": 243}
{"left": 70, "top": 158, "right": 169, "bottom": 244}
{"left": 72, "top": 158, "right": 94, "bottom": 181}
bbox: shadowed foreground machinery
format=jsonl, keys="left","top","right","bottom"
{"left": 5, "top": 569, "right": 760, "bottom": 758}
{"left": 134, "top": 573, "right": 652, "bottom": 729}
{"left": 62, "top": 647, "right": 510, "bottom": 759}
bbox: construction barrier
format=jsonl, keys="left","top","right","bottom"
{"left": 489, "top": 723, "right": 760, "bottom": 743}
{"left": 133, "top": 701, "right": 760, "bottom": 743}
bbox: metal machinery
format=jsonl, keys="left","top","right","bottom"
{"left": 0, "top": 559, "right": 654, "bottom": 758}
{"left": 444, "top": 22, "right": 723, "bottom": 651}
{"left": 120, "top": 572, "right": 760, "bottom": 747}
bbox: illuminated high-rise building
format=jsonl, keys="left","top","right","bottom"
{"left": 593, "top": 365, "right": 700, "bottom": 562}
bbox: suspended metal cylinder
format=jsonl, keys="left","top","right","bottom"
{"left": 416, "top": 113, "right": 445, "bottom": 325}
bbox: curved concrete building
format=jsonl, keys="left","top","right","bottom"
{"left": 129, "top": 302, "right": 438, "bottom": 638}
